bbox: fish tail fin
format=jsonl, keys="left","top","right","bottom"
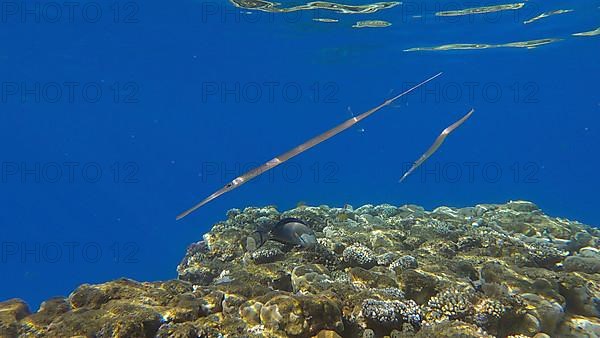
{"left": 252, "top": 229, "right": 269, "bottom": 249}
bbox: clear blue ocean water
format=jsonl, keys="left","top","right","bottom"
{"left": 1, "top": 0, "right": 598, "bottom": 309}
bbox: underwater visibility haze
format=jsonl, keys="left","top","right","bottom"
{"left": 0, "top": 0, "right": 599, "bottom": 336}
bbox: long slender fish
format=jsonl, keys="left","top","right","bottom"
{"left": 399, "top": 108, "right": 474, "bottom": 182}
{"left": 176, "top": 72, "right": 443, "bottom": 220}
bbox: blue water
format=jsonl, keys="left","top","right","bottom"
{"left": 1, "top": 0, "right": 598, "bottom": 309}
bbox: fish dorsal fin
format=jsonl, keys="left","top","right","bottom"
{"left": 274, "top": 217, "right": 305, "bottom": 230}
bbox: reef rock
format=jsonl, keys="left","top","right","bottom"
{"left": 3, "top": 201, "right": 600, "bottom": 337}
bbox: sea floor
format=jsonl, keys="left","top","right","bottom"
{"left": 2, "top": 201, "right": 600, "bottom": 337}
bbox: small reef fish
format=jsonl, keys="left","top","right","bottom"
{"left": 271, "top": 218, "right": 317, "bottom": 248}
{"left": 254, "top": 218, "right": 317, "bottom": 249}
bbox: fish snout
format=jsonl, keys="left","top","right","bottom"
{"left": 299, "top": 233, "right": 317, "bottom": 248}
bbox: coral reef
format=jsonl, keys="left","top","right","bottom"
{"left": 2, "top": 201, "right": 600, "bottom": 337}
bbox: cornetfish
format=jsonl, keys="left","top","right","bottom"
{"left": 176, "top": 72, "right": 443, "bottom": 220}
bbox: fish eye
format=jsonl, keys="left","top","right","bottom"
{"left": 226, "top": 183, "right": 233, "bottom": 188}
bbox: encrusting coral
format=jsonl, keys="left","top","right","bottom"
{"left": 2, "top": 201, "right": 600, "bottom": 337}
